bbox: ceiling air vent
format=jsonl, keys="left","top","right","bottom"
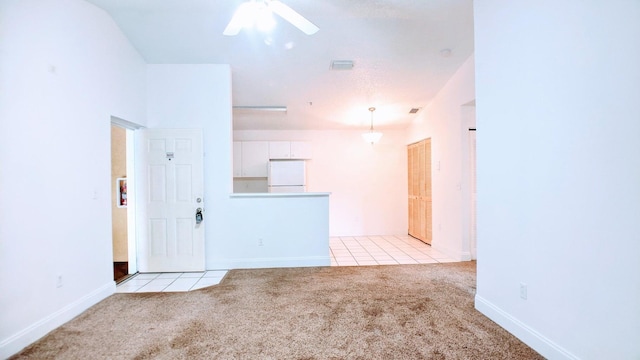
{"left": 409, "top": 108, "right": 421, "bottom": 114}
{"left": 330, "top": 60, "right": 354, "bottom": 70}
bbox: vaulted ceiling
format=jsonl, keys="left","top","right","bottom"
{"left": 85, "top": 0, "right": 474, "bottom": 130}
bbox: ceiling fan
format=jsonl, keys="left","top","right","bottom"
{"left": 223, "top": 0, "right": 319, "bottom": 36}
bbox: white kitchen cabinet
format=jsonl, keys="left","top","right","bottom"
{"left": 233, "top": 141, "right": 242, "bottom": 177}
{"left": 290, "top": 141, "right": 312, "bottom": 159}
{"left": 268, "top": 141, "right": 290, "bottom": 159}
{"left": 269, "top": 141, "right": 312, "bottom": 159}
{"left": 234, "top": 141, "right": 269, "bottom": 177}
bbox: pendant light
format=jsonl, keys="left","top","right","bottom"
{"left": 362, "top": 107, "right": 383, "bottom": 144}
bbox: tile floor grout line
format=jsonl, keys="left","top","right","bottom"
{"left": 360, "top": 236, "right": 383, "bottom": 261}
{"left": 364, "top": 236, "right": 386, "bottom": 260}
{"left": 341, "top": 237, "right": 359, "bottom": 263}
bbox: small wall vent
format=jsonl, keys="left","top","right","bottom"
{"left": 330, "top": 60, "right": 354, "bottom": 70}
{"left": 409, "top": 108, "right": 421, "bottom": 114}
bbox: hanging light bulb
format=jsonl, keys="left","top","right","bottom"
{"left": 362, "top": 107, "right": 383, "bottom": 144}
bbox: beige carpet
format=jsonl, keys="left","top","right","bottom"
{"left": 12, "top": 262, "right": 543, "bottom": 359}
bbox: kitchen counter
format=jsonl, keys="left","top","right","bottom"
{"left": 230, "top": 192, "right": 330, "bottom": 198}
{"left": 217, "top": 192, "right": 331, "bottom": 269}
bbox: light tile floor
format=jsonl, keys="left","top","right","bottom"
{"left": 116, "top": 270, "right": 228, "bottom": 293}
{"left": 116, "top": 235, "right": 457, "bottom": 293}
{"left": 330, "top": 235, "right": 457, "bottom": 266}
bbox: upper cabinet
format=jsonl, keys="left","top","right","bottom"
{"left": 269, "top": 141, "right": 312, "bottom": 159}
{"left": 291, "top": 141, "right": 312, "bottom": 159}
{"left": 268, "top": 141, "right": 290, "bottom": 159}
{"left": 234, "top": 141, "right": 269, "bottom": 177}
{"left": 233, "top": 141, "right": 243, "bottom": 177}
{"left": 234, "top": 140, "right": 312, "bottom": 178}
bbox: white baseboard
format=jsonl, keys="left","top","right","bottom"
{"left": 433, "top": 243, "right": 472, "bottom": 262}
{"left": 475, "top": 295, "right": 579, "bottom": 360}
{"left": 459, "top": 251, "right": 472, "bottom": 261}
{"left": 0, "top": 282, "right": 115, "bottom": 359}
{"left": 210, "top": 255, "right": 331, "bottom": 270}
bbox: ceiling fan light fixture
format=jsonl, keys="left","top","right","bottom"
{"left": 255, "top": 7, "right": 276, "bottom": 32}
{"left": 223, "top": 2, "right": 255, "bottom": 35}
{"left": 224, "top": 0, "right": 319, "bottom": 36}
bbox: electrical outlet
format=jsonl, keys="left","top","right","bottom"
{"left": 258, "top": 238, "right": 264, "bottom": 246}
{"left": 56, "top": 274, "right": 63, "bottom": 288}
{"left": 520, "top": 282, "right": 527, "bottom": 300}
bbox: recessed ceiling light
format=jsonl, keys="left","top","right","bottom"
{"left": 330, "top": 60, "right": 354, "bottom": 70}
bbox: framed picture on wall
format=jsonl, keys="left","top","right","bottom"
{"left": 116, "top": 178, "right": 127, "bottom": 208}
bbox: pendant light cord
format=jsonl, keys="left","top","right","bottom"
{"left": 369, "top": 107, "right": 376, "bottom": 131}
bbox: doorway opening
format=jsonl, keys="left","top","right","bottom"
{"left": 110, "top": 117, "right": 140, "bottom": 283}
{"left": 111, "top": 124, "right": 128, "bottom": 282}
{"left": 468, "top": 128, "right": 477, "bottom": 260}
{"left": 460, "top": 101, "right": 477, "bottom": 260}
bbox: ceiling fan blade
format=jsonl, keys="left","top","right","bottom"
{"left": 268, "top": 0, "right": 319, "bottom": 35}
{"left": 223, "top": 2, "right": 255, "bottom": 36}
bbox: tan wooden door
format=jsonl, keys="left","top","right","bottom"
{"left": 408, "top": 139, "right": 432, "bottom": 244}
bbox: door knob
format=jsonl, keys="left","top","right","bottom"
{"left": 195, "top": 208, "right": 203, "bottom": 224}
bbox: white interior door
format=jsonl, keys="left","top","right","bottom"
{"left": 136, "top": 129, "right": 205, "bottom": 272}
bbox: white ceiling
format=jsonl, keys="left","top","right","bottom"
{"left": 85, "top": 0, "right": 474, "bottom": 130}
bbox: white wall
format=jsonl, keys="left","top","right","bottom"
{"left": 474, "top": 1, "right": 640, "bottom": 359}
{"left": 147, "top": 67, "right": 331, "bottom": 269}
{"left": 219, "top": 194, "right": 331, "bottom": 269}
{"left": 0, "top": 0, "right": 146, "bottom": 357}
{"left": 234, "top": 130, "right": 408, "bottom": 236}
{"left": 405, "top": 55, "right": 476, "bottom": 260}
{"left": 146, "top": 64, "right": 234, "bottom": 270}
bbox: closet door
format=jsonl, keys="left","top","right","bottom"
{"left": 423, "top": 139, "right": 432, "bottom": 244}
{"left": 408, "top": 144, "right": 414, "bottom": 236}
{"left": 408, "top": 143, "right": 418, "bottom": 237}
{"left": 407, "top": 139, "right": 432, "bottom": 244}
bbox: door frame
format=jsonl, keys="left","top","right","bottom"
{"left": 111, "top": 116, "right": 145, "bottom": 275}
{"left": 468, "top": 128, "right": 477, "bottom": 260}
{"left": 460, "top": 101, "right": 477, "bottom": 261}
